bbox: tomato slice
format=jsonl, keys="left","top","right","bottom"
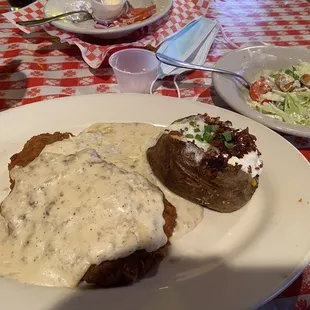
{"left": 249, "top": 80, "right": 272, "bottom": 101}
{"left": 261, "top": 99, "right": 271, "bottom": 105}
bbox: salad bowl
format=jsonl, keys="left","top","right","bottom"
{"left": 213, "top": 46, "right": 310, "bottom": 138}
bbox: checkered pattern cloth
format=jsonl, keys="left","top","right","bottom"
{"left": 1, "top": 0, "right": 310, "bottom": 308}
{"left": 3, "top": 0, "right": 210, "bottom": 68}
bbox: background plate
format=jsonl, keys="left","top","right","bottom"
{"left": 44, "top": 0, "right": 172, "bottom": 38}
{"left": 213, "top": 46, "right": 310, "bottom": 138}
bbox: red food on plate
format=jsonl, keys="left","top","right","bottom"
{"left": 121, "top": 5, "right": 156, "bottom": 25}
{"left": 261, "top": 99, "right": 271, "bottom": 105}
{"left": 95, "top": 4, "right": 156, "bottom": 29}
{"left": 249, "top": 80, "right": 272, "bottom": 101}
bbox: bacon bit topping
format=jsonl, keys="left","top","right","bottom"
{"left": 168, "top": 113, "right": 260, "bottom": 158}
{"left": 169, "top": 130, "right": 182, "bottom": 137}
{"left": 197, "top": 114, "right": 258, "bottom": 157}
{"left": 167, "top": 114, "right": 262, "bottom": 175}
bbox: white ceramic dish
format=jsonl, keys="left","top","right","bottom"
{"left": 0, "top": 94, "right": 310, "bottom": 310}
{"left": 44, "top": 0, "right": 172, "bottom": 39}
{"left": 90, "top": 0, "right": 126, "bottom": 23}
{"left": 213, "top": 46, "right": 310, "bottom": 138}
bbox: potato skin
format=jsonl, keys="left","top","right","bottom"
{"left": 147, "top": 133, "right": 258, "bottom": 213}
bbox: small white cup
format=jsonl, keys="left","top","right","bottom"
{"left": 109, "top": 48, "right": 160, "bottom": 94}
{"left": 91, "top": 0, "right": 125, "bottom": 22}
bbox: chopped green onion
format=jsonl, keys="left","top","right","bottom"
{"left": 180, "top": 129, "right": 184, "bottom": 135}
{"left": 284, "top": 69, "right": 299, "bottom": 80}
{"left": 204, "top": 125, "right": 213, "bottom": 133}
{"left": 185, "top": 134, "right": 194, "bottom": 138}
{"left": 195, "top": 134, "right": 203, "bottom": 142}
{"left": 184, "top": 127, "right": 189, "bottom": 131}
{"left": 221, "top": 131, "right": 232, "bottom": 142}
{"left": 189, "top": 120, "right": 196, "bottom": 127}
{"left": 224, "top": 141, "right": 234, "bottom": 149}
{"left": 203, "top": 132, "right": 213, "bottom": 143}
{"left": 194, "top": 128, "right": 200, "bottom": 132}
{"left": 204, "top": 124, "right": 219, "bottom": 133}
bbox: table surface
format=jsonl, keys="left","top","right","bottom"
{"left": 0, "top": 0, "right": 310, "bottom": 309}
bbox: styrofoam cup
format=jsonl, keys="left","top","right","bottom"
{"left": 109, "top": 48, "right": 160, "bottom": 93}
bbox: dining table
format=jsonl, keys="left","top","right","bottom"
{"left": 0, "top": 0, "right": 309, "bottom": 308}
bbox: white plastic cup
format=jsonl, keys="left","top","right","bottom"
{"left": 109, "top": 48, "right": 160, "bottom": 93}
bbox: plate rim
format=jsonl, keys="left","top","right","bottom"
{"left": 212, "top": 45, "right": 310, "bottom": 138}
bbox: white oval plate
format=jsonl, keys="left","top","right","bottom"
{"left": 44, "top": 0, "right": 172, "bottom": 38}
{"left": 0, "top": 94, "right": 310, "bottom": 310}
{"left": 213, "top": 46, "right": 310, "bottom": 138}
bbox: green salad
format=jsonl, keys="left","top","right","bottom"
{"left": 248, "top": 61, "right": 310, "bottom": 126}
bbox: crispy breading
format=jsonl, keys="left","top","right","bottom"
{"left": 8, "top": 132, "right": 176, "bottom": 287}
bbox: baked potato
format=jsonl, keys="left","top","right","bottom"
{"left": 147, "top": 114, "right": 263, "bottom": 212}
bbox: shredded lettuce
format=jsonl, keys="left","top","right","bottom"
{"left": 250, "top": 91, "right": 310, "bottom": 125}
{"left": 247, "top": 63, "right": 310, "bottom": 126}
{"left": 251, "top": 102, "right": 295, "bottom": 124}
{"left": 284, "top": 94, "right": 302, "bottom": 115}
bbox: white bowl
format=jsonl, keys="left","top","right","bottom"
{"left": 91, "top": 0, "right": 125, "bottom": 23}
{"left": 213, "top": 45, "right": 310, "bottom": 138}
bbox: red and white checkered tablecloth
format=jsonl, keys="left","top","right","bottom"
{"left": 3, "top": 0, "right": 211, "bottom": 68}
{"left": 0, "top": 0, "right": 310, "bottom": 308}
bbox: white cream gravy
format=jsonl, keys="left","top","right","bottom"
{"left": 43, "top": 123, "right": 204, "bottom": 239}
{"left": 0, "top": 149, "right": 167, "bottom": 287}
